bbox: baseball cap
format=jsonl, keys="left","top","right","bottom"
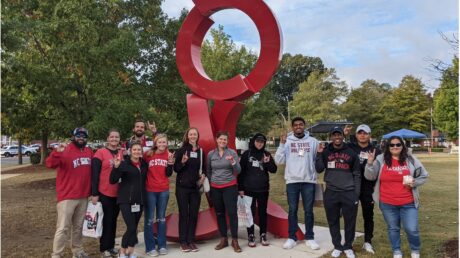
{"left": 254, "top": 135, "right": 267, "bottom": 142}
{"left": 329, "top": 126, "right": 344, "bottom": 135}
{"left": 72, "top": 127, "right": 89, "bottom": 138}
{"left": 356, "top": 124, "right": 371, "bottom": 134}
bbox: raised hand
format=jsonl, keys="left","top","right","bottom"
{"left": 113, "top": 155, "right": 121, "bottom": 168}
{"left": 344, "top": 124, "right": 353, "bottom": 136}
{"left": 56, "top": 143, "right": 67, "bottom": 152}
{"left": 263, "top": 153, "right": 270, "bottom": 163}
{"left": 317, "top": 142, "right": 325, "bottom": 153}
{"left": 280, "top": 134, "right": 287, "bottom": 144}
{"left": 147, "top": 120, "right": 157, "bottom": 134}
{"left": 225, "top": 155, "right": 235, "bottom": 164}
{"left": 181, "top": 151, "right": 189, "bottom": 164}
{"left": 367, "top": 149, "right": 376, "bottom": 164}
{"left": 168, "top": 151, "right": 175, "bottom": 164}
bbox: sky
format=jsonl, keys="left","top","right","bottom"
{"left": 162, "top": 0, "right": 459, "bottom": 91}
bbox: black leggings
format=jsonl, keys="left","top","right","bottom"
{"left": 245, "top": 191, "right": 269, "bottom": 236}
{"left": 176, "top": 185, "right": 201, "bottom": 244}
{"left": 210, "top": 185, "right": 238, "bottom": 238}
{"left": 119, "top": 204, "right": 143, "bottom": 248}
{"left": 99, "top": 194, "right": 120, "bottom": 252}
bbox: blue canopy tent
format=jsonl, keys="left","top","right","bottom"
{"left": 382, "top": 129, "right": 426, "bottom": 139}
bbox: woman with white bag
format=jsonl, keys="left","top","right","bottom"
{"left": 238, "top": 133, "right": 277, "bottom": 247}
{"left": 174, "top": 127, "right": 207, "bottom": 252}
{"left": 91, "top": 129, "right": 123, "bottom": 257}
{"left": 110, "top": 142, "right": 148, "bottom": 258}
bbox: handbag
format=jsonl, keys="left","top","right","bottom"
{"left": 237, "top": 195, "right": 254, "bottom": 227}
{"left": 82, "top": 201, "right": 104, "bottom": 238}
{"left": 197, "top": 148, "right": 210, "bottom": 193}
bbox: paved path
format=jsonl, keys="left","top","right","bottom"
{"left": 115, "top": 224, "right": 362, "bottom": 258}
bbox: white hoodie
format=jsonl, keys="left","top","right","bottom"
{"left": 275, "top": 130, "right": 319, "bottom": 184}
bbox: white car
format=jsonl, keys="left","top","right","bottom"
{"left": 0, "top": 146, "right": 37, "bottom": 157}
{"left": 411, "top": 143, "right": 422, "bottom": 148}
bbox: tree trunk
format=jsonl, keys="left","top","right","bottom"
{"left": 18, "top": 138, "right": 23, "bottom": 165}
{"left": 40, "top": 130, "right": 48, "bottom": 165}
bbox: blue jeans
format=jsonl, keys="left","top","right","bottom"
{"left": 144, "top": 191, "right": 169, "bottom": 252}
{"left": 379, "top": 202, "right": 420, "bottom": 255}
{"left": 286, "top": 182, "right": 315, "bottom": 240}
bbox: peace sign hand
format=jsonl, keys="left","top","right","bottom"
{"left": 317, "top": 142, "right": 325, "bottom": 153}
{"left": 263, "top": 153, "right": 270, "bottom": 163}
{"left": 225, "top": 155, "right": 235, "bottom": 164}
{"left": 280, "top": 134, "right": 287, "bottom": 144}
{"left": 181, "top": 152, "right": 189, "bottom": 164}
{"left": 367, "top": 149, "right": 376, "bottom": 164}
{"left": 147, "top": 121, "right": 157, "bottom": 134}
{"left": 113, "top": 155, "right": 122, "bottom": 168}
{"left": 168, "top": 151, "right": 175, "bottom": 165}
{"left": 56, "top": 143, "right": 67, "bottom": 153}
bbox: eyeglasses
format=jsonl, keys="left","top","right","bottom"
{"left": 389, "top": 143, "right": 402, "bottom": 147}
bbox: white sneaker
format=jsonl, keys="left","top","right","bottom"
{"left": 282, "top": 238, "right": 297, "bottom": 249}
{"left": 363, "top": 242, "right": 375, "bottom": 254}
{"left": 305, "top": 239, "right": 320, "bottom": 250}
{"left": 393, "top": 254, "right": 403, "bottom": 258}
{"left": 159, "top": 248, "right": 168, "bottom": 255}
{"left": 411, "top": 252, "right": 420, "bottom": 258}
{"left": 146, "top": 250, "right": 159, "bottom": 257}
{"left": 331, "top": 249, "right": 342, "bottom": 257}
{"left": 344, "top": 249, "right": 356, "bottom": 258}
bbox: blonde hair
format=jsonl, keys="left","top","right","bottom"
{"left": 152, "top": 133, "right": 168, "bottom": 151}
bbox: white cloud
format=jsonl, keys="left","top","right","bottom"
{"left": 162, "top": 0, "right": 459, "bottom": 89}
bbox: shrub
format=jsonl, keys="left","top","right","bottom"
{"left": 30, "top": 153, "right": 41, "bottom": 164}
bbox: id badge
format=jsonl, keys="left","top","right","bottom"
{"left": 145, "top": 141, "right": 153, "bottom": 147}
{"left": 327, "top": 161, "right": 336, "bottom": 169}
{"left": 252, "top": 160, "right": 260, "bottom": 167}
{"left": 190, "top": 151, "right": 198, "bottom": 158}
{"left": 131, "top": 204, "right": 140, "bottom": 213}
{"left": 359, "top": 151, "right": 368, "bottom": 160}
{"left": 298, "top": 149, "right": 305, "bottom": 157}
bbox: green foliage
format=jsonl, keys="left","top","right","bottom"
{"left": 269, "top": 53, "right": 325, "bottom": 116}
{"left": 340, "top": 79, "right": 392, "bottom": 137}
{"left": 433, "top": 56, "right": 459, "bottom": 140}
{"left": 29, "top": 153, "right": 41, "bottom": 164}
{"left": 290, "top": 69, "right": 348, "bottom": 124}
{"left": 379, "top": 75, "right": 431, "bottom": 133}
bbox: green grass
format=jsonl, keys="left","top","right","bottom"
{"left": 266, "top": 153, "right": 458, "bottom": 257}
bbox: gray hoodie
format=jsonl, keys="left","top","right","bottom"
{"left": 275, "top": 130, "right": 319, "bottom": 184}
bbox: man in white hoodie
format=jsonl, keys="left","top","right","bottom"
{"left": 275, "top": 117, "right": 320, "bottom": 250}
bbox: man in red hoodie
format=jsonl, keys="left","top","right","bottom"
{"left": 46, "top": 127, "right": 94, "bottom": 258}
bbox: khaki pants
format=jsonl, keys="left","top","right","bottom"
{"left": 51, "top": 198, "right": 88, "bottom": 258}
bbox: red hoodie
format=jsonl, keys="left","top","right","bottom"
{"left": 144, "top": 151, "right": 170, "bottom": 192}
{"left": 46, "top": 143, "right": 94, "bottom": 202}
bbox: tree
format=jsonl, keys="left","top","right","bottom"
{"left": 379, "top": 75, "right": 431, "bottom": 133}
{"left": 289, "top": 69, "right": 348, "bottom": 125}
{"left": 433, "top": 56, "right": 459, "bottom": 140}
{"left": 269, "top": 53, "right": 325, "bottom": 116}
{"left": 340, "top": 79, "right": 392, "bottom": 137}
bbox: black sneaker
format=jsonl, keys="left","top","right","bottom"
{"left": 260, "top": 233, "right": 269, "bottom": 246}
{"left": 248, "top": 234, "right": 256, "bottom": 247}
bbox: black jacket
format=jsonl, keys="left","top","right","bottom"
{"left": 174, "top": 144, "right": 206, "bottom": 189}
{"left": 315, "top": 144, "right": 361, "bottom": 197}
{"left": 110, "top": 157, "right": 148, "bottom": 205}
{"left": 347, "top": 142, "right": 381, "bottom": 194}
{"left": 237, "top": 133, "right": 277, "bottom": 192}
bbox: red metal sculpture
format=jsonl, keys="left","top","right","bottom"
{"left": 162, "top": 0, "right": 304, "bottom": 242}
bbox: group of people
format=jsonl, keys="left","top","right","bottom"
{"left": 46, "top": 117, "right": 428, "bottom": 258}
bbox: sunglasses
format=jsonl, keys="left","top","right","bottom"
{"left": 389, "top": 143, "right": 402, "bottom": 147}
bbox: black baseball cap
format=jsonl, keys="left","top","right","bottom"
{"left": 72, "top": 127, "right": 88, "bottom": 138}
{"left": 329, "top": 126, "right": 344, "bottom": 135}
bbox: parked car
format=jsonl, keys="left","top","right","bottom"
{"left": 28, "top": 144, "right": 41, "bottom": 151}
{"left": 49, "top": 143, "right": 60, "bottom": 149}
{"left": 0, "top": 146, "right": 37, "bottom": 157}
{"left": 411, "top": 143, "right": 422, "bottom": 148}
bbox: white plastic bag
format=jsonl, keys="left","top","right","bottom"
{"left": 237, "top": 195, "right": 253, "bottom": 227}
{"left": 82, "top": 202, "right": 104, "bottom": 238}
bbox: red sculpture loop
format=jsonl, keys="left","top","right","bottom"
{"left": 162, "top": 0, "right": 303, "bottom": 242}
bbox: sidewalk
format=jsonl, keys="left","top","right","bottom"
{"left": 115, "top": 224, "right": 362, "bottom": 258}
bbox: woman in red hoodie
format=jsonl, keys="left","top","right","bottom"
{"left": 143, "top": 134, "right": 174, "bottom": 256}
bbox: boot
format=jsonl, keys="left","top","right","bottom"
{"left": 215, "top": 237, "right": 228, "bottom": 250}
{"left": 231, "top": 238, "right": 242, "bottom": 253}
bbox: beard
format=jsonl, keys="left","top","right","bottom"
{"left": 73, "top": 140, "right": 87, "bottom": 148}
{"left": 134, "top": 131, "right": 144, "bottom": 137}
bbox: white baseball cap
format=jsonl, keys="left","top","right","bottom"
{"left": 356, "top": 124, "right": 371, "bottom": 134}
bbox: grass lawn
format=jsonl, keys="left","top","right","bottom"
{"left": 265, "top": 153, "right": 458, "bottom": 257}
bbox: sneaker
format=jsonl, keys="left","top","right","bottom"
{"left": 282, "top": 238, "right": 297, "bottom": 249}
{"left": 118, "top": 254, "right": 128, "bottom": 258}
{"left": 411, "top": 252, "right": 420, "bottom": 258}
{"left": 73, "top": 252, "right": 89, "bottom": 258}
{"left": 108, "top": 248, "right": 119, "bottom": 257}
{"left": 260, "top": 233, "right": 269, "bottom": 246}
{"left": 180, "top": 243, "right": 191, "bottom": 252}
{"left": 101, "top": 251, "right": 113, "bottom": 258}
{"left": 305, "top": 239, "right": 320, "bottom": 250}
{"left": 189, "top": 242, "right": 199, "bottom": 252}
{"left": 363, "top": 242, "right": 375, "bottom": 254}
{"left": 331, "top": 249, "right": 342, "bottom": 257}
{"left": 128, "top": 255, "right": 137, "bottom": 258}
{"left": 344, "top": 249, "right": 356, "bottom": 258}
{"left": 248, "top": 234, "right": 256, "bottom": 247}
{"left": 146, "top": 250, "right": 159, "bottom": 257}
{"left": 159, "top": 248, "right": 168, "bottom": 255}
{"left": 393, "top": 254, "right": 403, "bottom": 258}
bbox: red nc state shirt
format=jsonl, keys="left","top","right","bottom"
{"left": 94, "top": 148, "right": 122, "bottom": 197}
{"left": 380, "top": 159, "right": 414, "bottom": 206}
{"left": 144, "top": 151, "right": 170, "bottom": 192}
{"left": 46, "top": 143, "right": 94, "bottom": 202}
